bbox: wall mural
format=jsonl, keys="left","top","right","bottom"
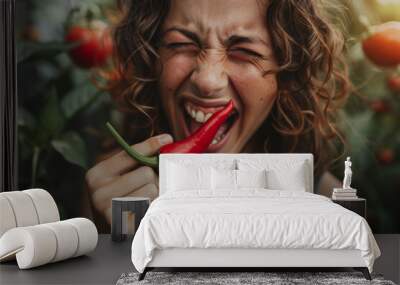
{"left": 16, "top": 0, "right": 400, "bottom": 233}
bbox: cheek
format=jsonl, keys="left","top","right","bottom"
{"left": 158, "top": 54, "right": 194, "bottom": 96}
{"left": 230, "top": 69, "right": 278, "bottom": 111}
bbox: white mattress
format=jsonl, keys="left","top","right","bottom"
{"left": 131, "top": 190, "right": 380, "bottom": 273}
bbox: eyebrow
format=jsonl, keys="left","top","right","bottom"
{"left": 224, "top": 35, "right": 268, "bottom": 47}
{"left": 162, "top": 27, "right": 269, "bottom": 47}
{"left": 162, "top": 28, "right": 202, "bottom": 46}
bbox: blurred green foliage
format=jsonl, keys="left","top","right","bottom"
{"left": 16, "top": 0, "right": 116, "bottom": 218}
{"left": 334, "top": 0, "right": 400, "bottom": 233}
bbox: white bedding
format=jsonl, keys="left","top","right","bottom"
{"left": 131, "top": 190, "right": 380, "bottom": 273}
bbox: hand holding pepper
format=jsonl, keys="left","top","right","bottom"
{"left": 85, "top": 133, "right": 173, "bottom": 224}
{"left": 86, "top": 100, "right": 233, "bottom": 224}
{"left": 106, "top": 100, "right": 234, "bottom": 167}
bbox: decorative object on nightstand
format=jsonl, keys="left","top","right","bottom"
{"left": 343, "top": 156, "right": 353, "bottom": 189}
{"left": 332, "top": 188, "right": 358, "bottom": 199}
{"left": 332, "top": 157, "right": 365, "bottom": 218}
{"left": 332, "top": 157, "right": 358, "bottom": 200}
{"left": 332, "top": 198, "right": 367, "bottom": 218}
{"left": 111, "top": 197, "right": 150, "bottom": 242}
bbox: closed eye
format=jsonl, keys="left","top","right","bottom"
{"left": 165, "top": 42, "right": 198, "bottom": 49}
{"left": 229, "top": 48, "right": 263, "bottom": 58}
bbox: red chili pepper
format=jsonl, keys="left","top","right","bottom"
{"left": 159, "top": 100, "right": 234, "bottom": 153}
{"left": 106, "top": 100, "right": 234, "bottom": 168}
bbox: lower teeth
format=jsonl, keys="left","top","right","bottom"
{"left": 211, "top": 135, "right": 223, "bottom": 145}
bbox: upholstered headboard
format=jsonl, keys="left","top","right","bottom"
{"left": 159, "top": 153, "right": 314, "bottom": 195}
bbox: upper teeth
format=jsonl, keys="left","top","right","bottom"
{"left": 185, "top": 103, "right": 214, "bottom": 123}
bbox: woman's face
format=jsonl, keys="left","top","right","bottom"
{"left": 158, "top": 0, "right": 278, "bottom": 152}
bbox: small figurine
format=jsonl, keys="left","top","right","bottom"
{"left": 342, "top": 157, "right": 353, "bottom": 189}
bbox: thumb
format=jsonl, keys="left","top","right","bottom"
{"left": 132, "top": 133, "right": 174, "bottom": 156}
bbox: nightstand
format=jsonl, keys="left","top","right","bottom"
{"left": 111, "top": 197, "right": 150, "bottom": 242}
{"left": 332, "top": 198, "right": 366, "bottom": 218}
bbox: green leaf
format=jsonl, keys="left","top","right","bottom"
{"left": 51, "top": 132, "right": 88, "bottom": 169}
{"left": 61, "top": 83, "right": 102, "bottom": 119}
{"left": 37, "top": 88, "right": 66, "bottom": 145}
{"left": 71, "top": 69, "right": 90, "bottom": 86}
{"left": 18, "top": 107, "right": 38, "bottom": 149}
{"left": 17, "top": 41, "right": 77, "bottom": 63}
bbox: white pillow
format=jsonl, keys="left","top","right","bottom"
{"left": 238, "top": 159, "right": 308, "bottom": 191}
{"left": 212, "top": 168, "right": 237, "bottom": 190}
{"left": 167, "top": 163, "right": 212, "bottom": 191}
{"left": 236, "top": 169, "right": 267, "bottom": 188}
{"left": 266, "top": 168, "right": 306, "bottom": 191}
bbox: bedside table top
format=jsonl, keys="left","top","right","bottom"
{"left": 332, "top": 197, "right": 366, "bottom": 202}
{"left": 112, "top": 197, "right": 150, "bottom": 202}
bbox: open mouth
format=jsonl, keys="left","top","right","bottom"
{"left": 181, "top": 99, "right": 239, "bottom": 150}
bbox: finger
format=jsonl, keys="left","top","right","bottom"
{"left": 86, "top": 133, "right": 172, "bottom": 190}
{"left": 86, "top": 175, "right": 116, "bottom": 194}
{"left": 108, "top": 133, "right": 173, "bottom": 175}
{"left": 91, "top": 166, "right": 158, "bottom": 212}
{"left": 125, "top": 183, "right": 159, "bottom": 201}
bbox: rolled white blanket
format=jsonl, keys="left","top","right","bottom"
{"left": 65, "top": 218, "right": 98, "bottom": 257}
{"left": 0, "top": 191, "right": 39, "bottom": 228}
{"left": 23, "top": 189, "right": 60, "bottom": 224}
{"left": 0, "top": 226, "right": 57, "bottom": 267}
{"left": 0, "top": 196, "right": 17, "bottom": 237}
{"left": 0, "top": 189, "right": 60, "bottom": 238}
{"left": 0, "top": 218, "right": 98, "bottom": 269}
{"left": 42, "top": 221, "right": 79, "bottom": 262}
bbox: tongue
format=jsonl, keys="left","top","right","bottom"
{"left": 215, "top": 122, "right": 229, "bottom": 138}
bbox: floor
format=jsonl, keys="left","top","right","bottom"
{"left": 0, "top": 234, "right": 399, "bottom": 285}
{"left": 373, "top": 235, "right": 400, "bottom": 284}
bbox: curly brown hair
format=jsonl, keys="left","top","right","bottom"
{"left": 109, "top": 0, "right": 350, "bottom": 177}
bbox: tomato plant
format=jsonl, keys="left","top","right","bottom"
{"left": 362, "top": 22, "right": 400, "bottom": 68}
{"left": 387, "top": 74, "right": 400, "bottom": 93}
{"left": 65, "top": 20, "right": 113, "bottom": 69}
{"left": 376, "top": 148, "right": 395, "bottom": 165}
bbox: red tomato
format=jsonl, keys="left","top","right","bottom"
{"left": 387, "top": 75, "right": 400, "bottom": 93}
{"left": 369, "top": 99, "right": 391, "bottom": 113}
{"left": 362, "top": 22, "right": 400, "bottom": 68}
{"left": 65, "top": 20, "right": 113, "bottom": 69}
{"left": 376, "top": 148, "right": 395, "bottom": 165}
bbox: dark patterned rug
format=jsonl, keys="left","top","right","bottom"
{"left": 116, "top": 271, "right": 396, "bottom": 285}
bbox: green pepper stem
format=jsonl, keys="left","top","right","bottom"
{"left": 106, "top": 122, "right": 158, "bottom": 168}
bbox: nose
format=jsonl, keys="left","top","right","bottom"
{"left": 190, "top": 49, "right": 228, "bottom": 98}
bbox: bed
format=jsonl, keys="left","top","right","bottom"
{"left": 131, "top": 154, "right": 380, "bottom": 280}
